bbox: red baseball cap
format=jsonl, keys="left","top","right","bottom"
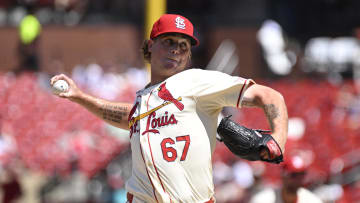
{"left": 150, "top": 14, "right": 199, "bottom": 46}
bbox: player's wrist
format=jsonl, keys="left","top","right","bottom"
{"left": 69, "top": 90, "right": 88, "bottom": 103}
{"left": 270, "top": 131, "right": 286, "bottom": 152}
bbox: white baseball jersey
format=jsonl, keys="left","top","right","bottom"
{"left": 126, "top": 69, "right": 254, "bottom": 203}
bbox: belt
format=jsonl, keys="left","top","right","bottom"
{"left": 126, "top": 193, "right": 215, "bottom": 203}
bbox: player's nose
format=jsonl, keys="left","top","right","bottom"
{"left": 170, "top": 47, "right": 180, "bottom": 54}
{"left": 169, "top": 43, "right": 182, "bottom": 54}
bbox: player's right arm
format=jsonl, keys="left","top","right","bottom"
{"left": 50, "top": 74, "right": 132, "bottom": 130}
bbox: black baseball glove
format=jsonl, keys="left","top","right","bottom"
{"left": 217, "top": 115, "right": 283, "bottom": 164}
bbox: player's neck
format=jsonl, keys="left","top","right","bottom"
{"left": 149, "top": 74, "right": 167, "bottom": 87}
{"left": 148, "top": 79, "right": 162, "bottom": 88}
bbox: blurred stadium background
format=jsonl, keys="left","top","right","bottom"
{"left": 0, "top": 0, "right": 360, "bottom": 202}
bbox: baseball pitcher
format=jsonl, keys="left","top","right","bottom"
{"left": 51, "top": 14, "right": 288, "bottom": 203}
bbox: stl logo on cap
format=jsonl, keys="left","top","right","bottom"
{"left": 175, "top": 16, "right": 186, "bottom": 29}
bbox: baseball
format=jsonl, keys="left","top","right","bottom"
{"left": 52, "top": 79, "right": 69, "bottom": 94}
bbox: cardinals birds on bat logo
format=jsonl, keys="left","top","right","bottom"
{"left": 158, "top": 82, "right": 184, "bottom": 111}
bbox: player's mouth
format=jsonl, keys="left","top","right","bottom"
{"left": 166, "top": 57, "right": 179, "bottom": 63}
{"left": 164, "top": 58, "right": 181, "bottom": 69}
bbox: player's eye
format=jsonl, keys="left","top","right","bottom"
{"left": 162, "top": 38, "right": 173, "bottom": 46}
{"left": 180, "top": 42, "right": 189, "bottom": 51}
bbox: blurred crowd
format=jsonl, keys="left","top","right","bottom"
{"left": 0, "top": 0, "right": 143, "bottom": 27}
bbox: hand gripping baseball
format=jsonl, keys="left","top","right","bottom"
{"left": 217, "top": 115, "right": 283, "bottom": 164}
{"left": 50, "top": 74, "right": 81, "bottom": 101}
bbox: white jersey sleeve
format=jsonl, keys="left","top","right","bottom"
{"left": 180, "top": 69, "right": 255, "bottom": 111}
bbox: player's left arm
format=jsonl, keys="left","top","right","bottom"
{"left": 241, "top": 84, "right": 288, "bottom": 152}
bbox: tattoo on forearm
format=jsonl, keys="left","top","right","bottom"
{"left": 100, "top": 104, "right": 128, "bottom": 123}
{"left": 241, "top": 97, "right": 280, "bottom": 130}
{"left": 264, "top": 104, "right": 279, "bottom": 129}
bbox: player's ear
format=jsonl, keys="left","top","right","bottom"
{"left": 148, "top": 39, "right": 154, "bottom": 52}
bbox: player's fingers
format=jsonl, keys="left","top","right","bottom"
{"left": 50, "top": 74, "right": 76, "bottom": 91}
{"left": 50, "top": 75, "right": 59, "bottom": 85}
{"left": 50, "top": 74, "right": 67, "bottom": 85}
{"left": 260, "top": 148, "right": 269, "bottom": 160}
{"left": 60, "top": 74, "right": 77, "bottom": 87}
{"left": 58, "top": 92, "right": 70, "bottom": 98}
{"left": 57, "top": 74, "right": 70, "bottom": 83}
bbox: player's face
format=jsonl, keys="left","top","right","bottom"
{"left": 149, "top": 34, "right": 192, "bottom": 82}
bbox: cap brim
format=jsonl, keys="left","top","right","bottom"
{"left": 152, "top": 31, "right": 199, "bottom": 46}
{"left": 190, "top": 37, "right": 199, "bottom": 46}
